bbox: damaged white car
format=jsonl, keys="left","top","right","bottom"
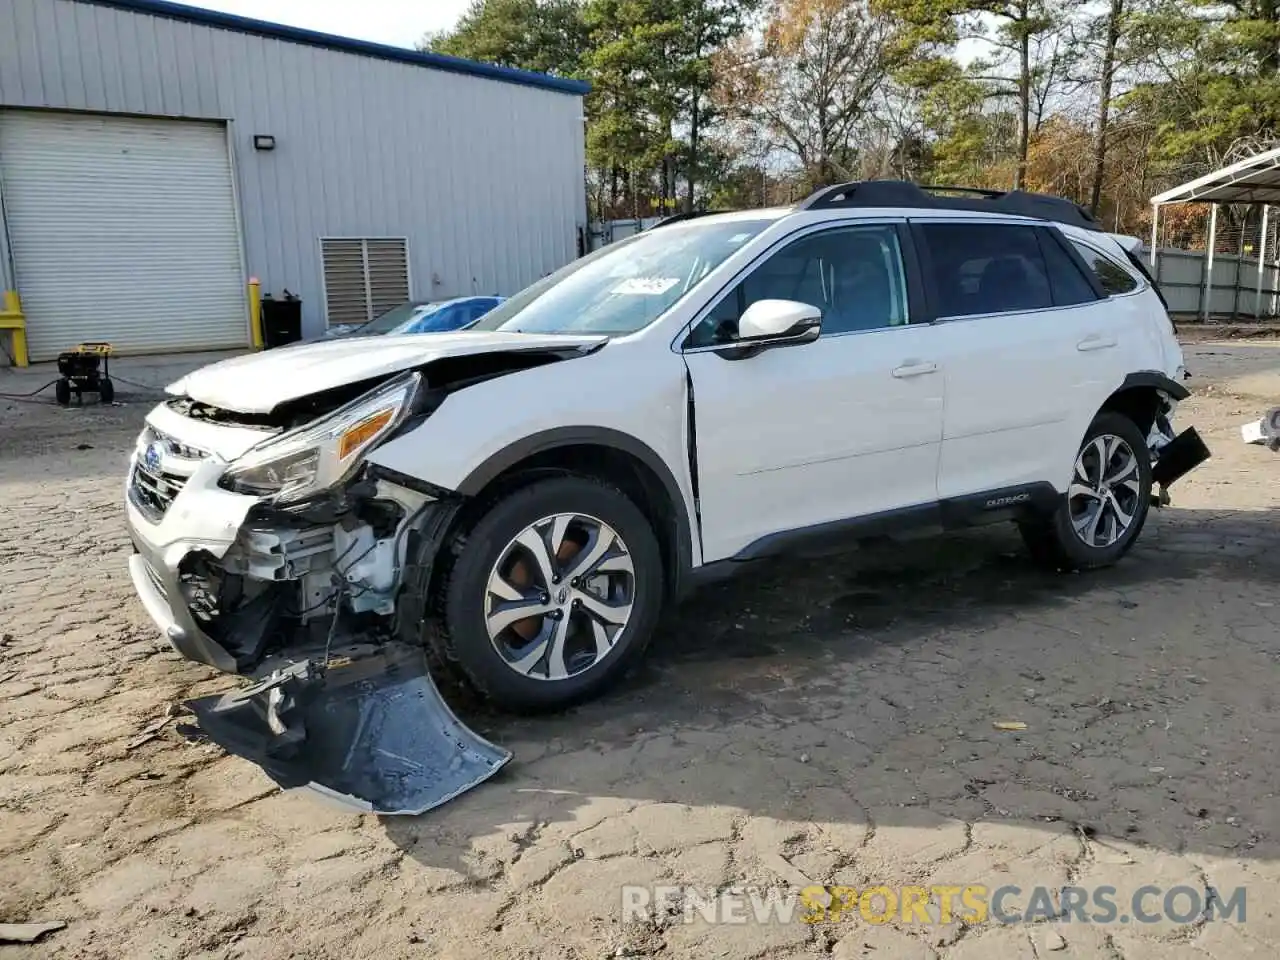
{"left": 125, "top": 181, "right": 1209, "bottom": 813}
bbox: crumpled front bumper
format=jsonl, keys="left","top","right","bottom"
{"left": 126, "top": 456, "right": 256, "bottom": 674}
{"left": 124, "top": 456, "right": 511, "bottom": 815}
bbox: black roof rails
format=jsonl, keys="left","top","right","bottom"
{"left": 649, "top": 210, "right": 726, "bottom": 229}
{"left": 797, "top": 180, "right": 1101, "bottom": 232}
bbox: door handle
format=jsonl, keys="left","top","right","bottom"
{"left": 892, "top": 360, "right": 938, "bottom": 378}
{"left": 1077, "top": 335, "right": 1117, "bottom": 352}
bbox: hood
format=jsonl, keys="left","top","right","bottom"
{"left": 168, "top": 331, "right": 608, "bottom": 414}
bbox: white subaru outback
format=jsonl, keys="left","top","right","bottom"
{"left": 125, "top": 181, "right": 1208, "bottom": 812}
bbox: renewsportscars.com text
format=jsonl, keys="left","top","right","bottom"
{"left": 620, "top": 884, "right": 1247, "bottom": 927}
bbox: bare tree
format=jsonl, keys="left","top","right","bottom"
{"left": 1088, "top": 0, "right": 1126, "bottom": 213}
{"left": 715, "top": 0, "right": 908, "bottom": 187}
{"left": 963, "top": 0, "right": 1059, "bottom": 189}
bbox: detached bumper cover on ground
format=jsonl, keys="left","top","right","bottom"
{"left": 185, "top": 650, "right": 511, "bottom": 816}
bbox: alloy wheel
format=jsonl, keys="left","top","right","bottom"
{"left": 484, "top": 513, "right": 636, "bottom": 681}
{"left": 1069, "top": 433, "right": 1143, "bottom": 548}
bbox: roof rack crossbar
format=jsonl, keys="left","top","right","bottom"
{"left": 796, "top": 179, "right": 1101, "bottom": 231}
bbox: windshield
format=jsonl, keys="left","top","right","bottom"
{"left": 354, "top": 302, "right": 430, "bottom": 335}
{"left": 468, "top": 219, "right": 772, "bottom": 336}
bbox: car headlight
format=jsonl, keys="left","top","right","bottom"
{"left": 220, "top": 372, "right": 422, "bottom": 502}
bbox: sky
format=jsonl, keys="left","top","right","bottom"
{"left": 193, "top": 0, "right": 472, "bottom": 48}
{"left": 196, "top": 1, "right": 991, "bottom": 72}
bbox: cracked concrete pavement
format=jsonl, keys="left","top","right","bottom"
{"left": 1, "top": 341, "right": 1279, "bottom": 959}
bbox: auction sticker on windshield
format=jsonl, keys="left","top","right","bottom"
{"left": 612, "top": 277, "right": 681, "bottom": 295}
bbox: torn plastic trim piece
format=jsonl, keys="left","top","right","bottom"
{"left": 186, "top": 646, "right": 511, "bottom": 815}
{"left": 1151, "top": 426, "right": 1210, "bottom": 488}
{"left": 1242, "top": 406, "right": 1280, "bottom": 450}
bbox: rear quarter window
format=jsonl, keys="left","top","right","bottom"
{"left": 1071, "top": 241, "right": 1140, "bottom": 295}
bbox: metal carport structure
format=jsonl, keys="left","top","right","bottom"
{"left": 1151, "top": 146, "right": 1280, "bottom": 321}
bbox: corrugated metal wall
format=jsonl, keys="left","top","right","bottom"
{"left": 1147, "top": 247, "right": 1280, "bottom": 320}
{"left": 0, "top": 0, "right": 587, "bottom": 339}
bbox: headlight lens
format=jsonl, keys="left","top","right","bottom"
{"left": 220, "top": 372, "right": 421, "bottom": 502}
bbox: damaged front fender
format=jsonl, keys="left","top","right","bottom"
{"left": 186, "top": 647, "right": 511, "bottom": 815}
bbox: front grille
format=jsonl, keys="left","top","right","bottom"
{"left": 130, "top": 465, "right": 190, "bottom": 521}
{"left": 142, "top": 558, "right": 169, "bottom": 600}
{"left": 130, "top": 424, "right": 210, "bottom": 521}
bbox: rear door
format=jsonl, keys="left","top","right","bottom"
{"left": 914, "top": 220, "right": 1127, "bottom": 499}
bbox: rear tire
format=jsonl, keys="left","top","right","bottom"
{"left": 98, "top": 378, "right": 115, "bottom": 404}
{"left": 54, "top": 378, "right": 71, "bottom": 406}
{"left": 436, "top": 476, "right": 664, "bottom": 712}
{"left": 1019, "top": 412, "right": 1153, "bottom": 572}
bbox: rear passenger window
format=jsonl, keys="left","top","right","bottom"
{"left": 1071, "top": 242, "right": 1140, "bottom": 295}
{"left": 919, "top": 222, "right": 1108, "bottom": 317}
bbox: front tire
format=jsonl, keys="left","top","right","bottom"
{"left": 1019, "top": 412, "right": 1153, "bottom": 571}
{"left": 437, "top": 476, "right": 664, "bottom": 712}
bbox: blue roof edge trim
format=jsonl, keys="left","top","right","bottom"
{"left": 73, "top": 0, "right": 593, "bottom": 96}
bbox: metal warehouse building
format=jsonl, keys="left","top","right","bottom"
{"left": 0, "top": 0, "right": 589, "bottom": 363}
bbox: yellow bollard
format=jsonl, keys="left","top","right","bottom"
{"left": 248, "top": 277, "right": 263, "bottom": 350}
{"left": 0, "top": 290, "right": 28, "bottom": 368}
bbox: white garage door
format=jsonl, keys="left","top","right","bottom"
{"left": 0, "top": 111, "right": 247, "bottom": 360}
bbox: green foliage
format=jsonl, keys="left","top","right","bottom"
{"left": 583, "top": 0, "right": 758, "bottom": 207}
{"left": 423, "top": 0, "right": 590, "bottom": 77}
{"left": 428, "top": 0, "right": 1280, "bottom": 233}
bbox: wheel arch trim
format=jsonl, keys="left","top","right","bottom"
{"left": 454, "top": 426, "right": 695, "bottom": 575}
{"left": 1115, "top": 370, "right": 1190, "bottom": 402}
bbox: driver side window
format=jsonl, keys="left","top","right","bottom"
{"left": 686, "top": 224, "right": 909, "bottom": 348}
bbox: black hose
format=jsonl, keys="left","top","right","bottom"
{"left": 0, "top": 379, "right": 59, "bottom": 401}
{"left": 111, "top": 374, "right": 168, "bottom": 393}
{"left": 1, "top": 373, "right": 167, "bottom": 403}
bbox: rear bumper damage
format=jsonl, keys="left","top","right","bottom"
{"left": 1147, "top": 390, "right": 1211, "bottom": 497}
{"left": 1151, "top": 425, "right": 1210, "bottom": 489}
{"left": 125, "top": 455, "right": 510, "bottom": 815}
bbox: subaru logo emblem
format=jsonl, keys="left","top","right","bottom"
{"left": 142, "top": 442, "right": 163, "bottom": 474}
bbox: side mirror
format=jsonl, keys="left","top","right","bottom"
{"left": 737, "top": 299, "right": 822, "bottom": 346}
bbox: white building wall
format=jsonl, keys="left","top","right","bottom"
{"left": 0, "top": 0, "right": 587, "bottom": 338}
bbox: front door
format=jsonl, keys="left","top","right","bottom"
{"left": 682, "top": 223, "right": 946, "bottom": 562}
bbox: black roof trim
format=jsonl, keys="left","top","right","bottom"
{"left": 797, "top": 180, "right": 1102, "bottom": 232}
{"left": 649, "top": 211, "right": 727, "bottom": 229}
{"left": 73, "top": 0, "right": 592, "bottom": 96}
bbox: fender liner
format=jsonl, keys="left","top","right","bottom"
{"left": 1118, "top": 370, "right": 1189, "bottom": 402}
{"left": 455, "top": 426, "right": 695, "bottom": 577}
